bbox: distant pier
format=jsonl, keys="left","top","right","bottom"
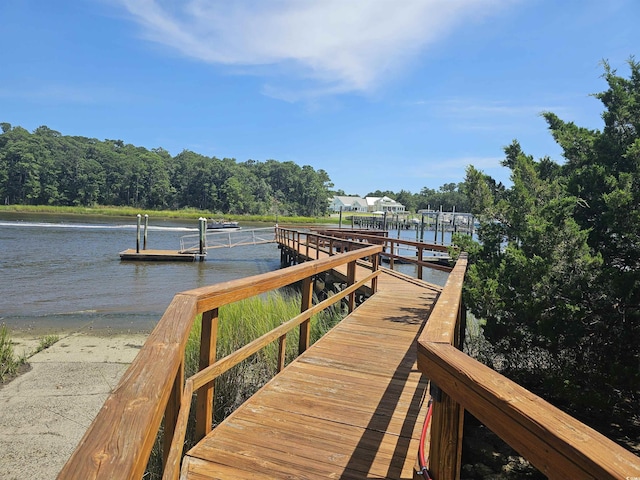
{"left": 119, "top": 248, "right": 205, "bottom": 262}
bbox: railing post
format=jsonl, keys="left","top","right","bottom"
{"left": 163, "top": 359, "right": 184, "bottom": 474}
{"left": 429, "top": 383, "right": 464, "bottom": 480}
{"left": 196, "top": 309, "right": 218, "bottom": 441}
{"left": 371, "top": 253, "right": 379, "bottom": 294}
{"left": 347, "top": 260, "right": 356, "bottom": 312}
{"left": 429, "top": 302, "right": 465, "bottom": 480}
{"left": 299, "top": 276, "right": 313, "bottom": 354}
{"left": 277, "top": 335, "right": 287, "bottom": 372}
{"left": 389, "top": 240, "right": 395, "bottom": 270}
{"left": 417, "top": 246, "right": 423, "bottom": 280}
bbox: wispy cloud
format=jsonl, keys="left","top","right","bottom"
{"left": 112, "top": 0, "right": 515, "bottom": 98}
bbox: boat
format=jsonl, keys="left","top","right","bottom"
{"left": 207, "top": 219, "right": 240, "bottom": 230}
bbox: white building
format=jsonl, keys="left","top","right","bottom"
{"left": 328, "top": 195, "right": 405, "bottom": 213}
{"left": 328, "top": 196, "right": 369, "bottom": 213}
{"left": 365, "top": 196, "right": 406, "bottom": 213}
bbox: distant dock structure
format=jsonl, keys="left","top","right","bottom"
{"left": 119, "top": 216, "right": 275, "bottom": 262}
{"left": 119, "top": 215, "right": 207, "bottom": 262}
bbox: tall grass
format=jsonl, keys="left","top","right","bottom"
{"left": 0, "top": 204, "right": 336, "bottom": 224}
{"left": 0, "top": 324, "right": 26, "bottom": 382}
{"left": 144, "top": 289, "right": 346, "bottom": 478}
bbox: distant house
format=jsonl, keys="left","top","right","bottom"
{"left": 365, "top": 196, "right": 406, "bottom": 213}
{"left": 328, "top": 196, "right": 368, "bottom": 213}
{"left": 328, "top": 195, "right": 405, "bottom": 213}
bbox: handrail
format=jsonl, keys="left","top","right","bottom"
{"left": 58, "top": 239, "right": 382, "bottom": 480}
{"left": 416, "top": 253, "right": 640, "bottom": 479}
{"left": 309, "top": 228, "right": 454, "bottom": 275}
{"left": 162, "top": 270, "right": 379, "bottom": 478}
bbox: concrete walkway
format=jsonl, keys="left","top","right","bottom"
{"left": 0, "top": 332, "right": 147, "bottom": 480}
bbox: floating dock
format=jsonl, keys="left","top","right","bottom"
{"left": 119, "top": 249, "right": 205, "bottom": 262}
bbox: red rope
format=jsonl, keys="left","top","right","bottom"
{"left": 417, "top": 397, "right": 433, "bottom": 478}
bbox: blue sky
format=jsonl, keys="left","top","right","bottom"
{"left": 2, "top": 1, "right": 638, "bottom": 196}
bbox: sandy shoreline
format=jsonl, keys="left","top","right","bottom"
{"left": 0, "top": 331, "right": 148, "bottom": 480}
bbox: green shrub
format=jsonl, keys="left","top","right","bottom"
{"left": 0, "top": 324, "right": 26, "bottom": 382}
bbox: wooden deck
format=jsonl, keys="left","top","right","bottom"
{"left": 119, "top": 248, "right": 205, "bottom": 261}
{"left": 180, "top": 249, "right": 441, "bottom": 479}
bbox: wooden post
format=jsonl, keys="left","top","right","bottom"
{"left": 136, "top": 214, "right": 141, "bottom": 253}
{"left": 339, "top": 206, "right": 343, "bottom": 228}
{"left": 195, "top": 309, "right": 218, "bottom": 441}
{"left": 277, "top": 335, "right": 287, "bottom": 372}
{"left": 428, "top": 303, "right": 465, "bottom": 479}
{"left": 199, "top": 217, "right": 205, "bottom": 255}
{"left": 143, "top": 214, "right": 149, "bottom": 250}
{"left": 305, "top": 233, "right": 310, "bottom": 259}
{"left": 371, "top": 253, "right": 379, "bottom": 294}
{"left": 163, "top": 359, "right": 184, "bottom": 472}
{"left": 347, "top": 260, "right": 356, "bottom": 313}
{"left": 299, "top": 276, "right": 313, "bottom": 355}
{"left": 429, "top": 384, "right": 464, "bottom": 480}
{"left": 417, "top": 247, "right": 423, "bottom": 280}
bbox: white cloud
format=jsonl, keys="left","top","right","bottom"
{"left": 113, "top": 0, "right": 515, "bottom": 97}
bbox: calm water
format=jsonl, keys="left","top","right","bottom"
{"left": 0, "top": 213, "right": 451, "bottom": 334}
{"left": 0, "top": 213, "right": 281, "bottom": 334}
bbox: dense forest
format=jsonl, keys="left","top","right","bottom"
{"left": 458, "top": 59, "right": 640, "bottom": 435}
{"left": 0, "top": 122, "right": 470, "bottom": 216}
{"left": 0, "top": 123, "right": 333, "bottom": 217}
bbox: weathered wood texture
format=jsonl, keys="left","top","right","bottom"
{"left": 181, "top": 270, "right": 442, "bottom": 479}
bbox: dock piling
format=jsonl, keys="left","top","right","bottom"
{"left": 143, "top": 214, "right": 149, "bottom": 250}
{"left": 136, "top": 214, "right": 141, "bottom": 253}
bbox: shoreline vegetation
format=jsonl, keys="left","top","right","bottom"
{"left": 0, "top": 204, "right": 340, "bottom": 224}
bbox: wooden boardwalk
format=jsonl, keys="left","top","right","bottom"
{"left": 180, "top": 246, "right": 442, "bottom": 479}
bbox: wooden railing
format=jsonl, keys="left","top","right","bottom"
{"left": 58, "top": 239, "right": 382, "bottom": 480}
{"left": 310, "top": 228, "right": 454, "bottom": 275}
{"left": 417, "top": 253, "right": 640, "bottom": 479}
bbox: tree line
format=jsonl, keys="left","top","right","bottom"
{"left": 0, "top": 123, "right": 333, "bottom": 217}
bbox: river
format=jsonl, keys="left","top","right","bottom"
{"left": 0, "top": 212, "right": 450, "bottom": 335}
{"left": 0, "top": 213, "right": 282, "bottom": 334}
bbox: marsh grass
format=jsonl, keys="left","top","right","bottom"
{"left": 0, "top": 324, "right": 26, "bottom": 383}
{"left": 36, "top": 334, "right": 59, "bottom": 353}
{"left": 0, "top": 204, "right": 336, "bottom": 224}
{"left": 144, "top": 289, "right": 346, "bottom": 479}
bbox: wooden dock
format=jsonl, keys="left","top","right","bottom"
{"left": 60, "top": 227, "right": 640, "bottom": 480}
{"left": 180, "top": 246, "right": 441, "bottom": 479}
{"left": 119, "top": 249, "right": 205, "bottom": 262}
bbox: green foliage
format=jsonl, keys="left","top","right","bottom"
{"left": 460, "top": 59, "right": 640, "bottom": 417}
{"left": 0, "top": 127, "right": 332, "bottom": 217}
{"left": 0, "top": 324, "right": 26, "bottom": 382}
{"left": 36, "top": 334, "right": 59, "bottom": 353}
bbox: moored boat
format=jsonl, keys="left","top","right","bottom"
{"left": 207, "top": 219, "right": 240, "bottom": 229}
